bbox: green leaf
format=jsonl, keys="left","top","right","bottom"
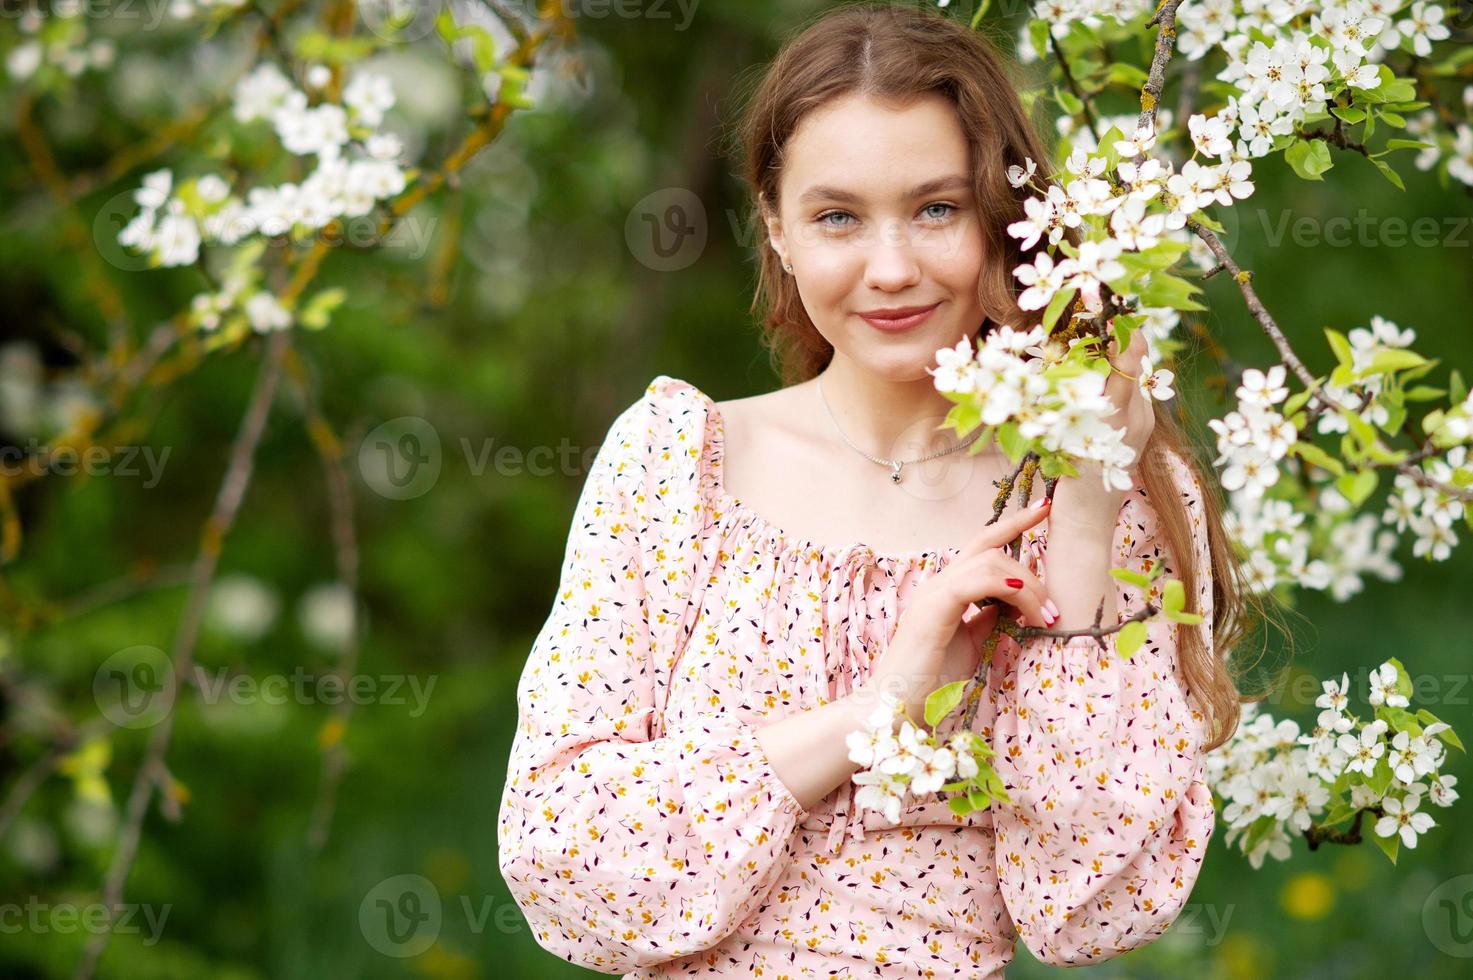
{"left": 1241, "top": 814, "right": 1279, "bottom": 854}
{"left": 1054, "top": 84, "right": 1084, "bottom": 117}
{"left": 1358, "top": 65, "right": 1417, "bottom": 104}
{"left": 1115, "top": 620, "right": 1147, "bottom": 659}
{"left": 1335, "top": 469, "right": 1378, "bottom": 506}
{"left": 1136, "top": 272, "right": 1206, "bottom": 312}
{"left": 1285, "top": 138, "right": 1334, "bottom": 180}
{"left": 996, "top": 421, "right": 1028, "bottom": 462}
{"left": 1166, "top": 609, "right": 1203, "bottom": 625}
{"left": 1451, "top": 370, "right": 1469, "bottom": 405}
{"left": 1112, "top": 318, "right": 1135, "bottom": 356}
{"left": 1405, "top": 385, "right": 1447, "bottom": 402}
{"left": 1385, "top": 138, "right": 1432, "bottom": 152}
{"left": 948, "top": 794, "right": 977, "bottom": 816}
{"left": 1105, "top": 62, "right": 1149, "bottom": 89}
{"left": 1372, "top": 827, "right": 1400, "bottom": 864}
{"left": 1379, "top": 705, "right": 1421, "bottom": 735}
{"left": 1290, "top": 441, "right": 1346, "bottom": 477}
{"left": 1028, "top": 19, "right": 1051, "bottom": 66}
{"left": 1283, "top": 388, "right": 1315, "bottom": 416}
{"left": 1325, "top": 328, "right": 1354, "bottom": 368}
{"left": 1367, "top": 753, "right": 1394, "bottom": 796}
{"left": 925, "top": 679, "right": 970, "bottom": 728}
{"left": 1109, "top": 567, "right": 1152, "bottom": 588}
{"left": 1163, "top": 579, "right": 1186, "bottom": 613}
{"left": 1362, "top": 349, "right": 1427, "bottom": 377}
{"left": 1369, "top": 156, "right": 1404, "bottom": 191}
{"left": 1342, "top": 409, "right": 1379, "bottom": 450}
{"left": 1378, "top": 400, "right": 1407, "bottom": 438}
{"left": 1330, "top": 105, "right": 1366, "bottom": 124}
{"left": 1319, "top": 800, "right": 1358, "bottom": 828}
{"left": 1194, "top": 210, "right": 1227, "bottom": 233}
{"left": 1042, "top": 285, "right": 1076, "bottom": 331}
{"left": 299, "top": 287, "right": 346, "bottom": 331}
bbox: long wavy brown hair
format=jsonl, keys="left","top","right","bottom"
{"left": 728, "top": 1, "right": 1288, "bottom": 752}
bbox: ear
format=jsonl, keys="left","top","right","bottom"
{"left": 758, "top": 191, "right": 787, "bottom": 266}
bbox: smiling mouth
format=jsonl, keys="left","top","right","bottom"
{"left": 857, "top": 302, "right": 941, "bottom": 333}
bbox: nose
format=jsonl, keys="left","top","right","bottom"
{"left": 861, "top": 219, "right": 922, "bottom": 292}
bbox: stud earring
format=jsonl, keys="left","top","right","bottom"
{"left": 783, "top": 261, "right": 792, "bottom": 273}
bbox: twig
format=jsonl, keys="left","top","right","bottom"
{"left": 284, "top": 349, "right": 364, "bottom": 855}
{"left": 1189, "top": 220, "right": 1472, "bottom": 502}
{"left": 72, "top": 330, "right": 291, "bottom": 980}
{"left": 1305, "top": 805, "right": 1383, "bottom": 849}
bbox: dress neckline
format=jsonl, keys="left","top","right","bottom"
{"left": 668, "top": 376, "right": 966, "bottom": 569}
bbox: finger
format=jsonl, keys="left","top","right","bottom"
{"left": 988, "top": 555, "right": 1051, "bottom": 626}
{"left": 961, "top": 599, "right": 999, "bottom": 634}
{"left": 957, "top": 497, "right": 1051, "bottom": 560}
{"left": 956, "top": 552, "right": 1052, "bottom": 628}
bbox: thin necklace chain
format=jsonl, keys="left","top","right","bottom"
{"left": 815, "top": 372, "right": 984, "bottom": 485}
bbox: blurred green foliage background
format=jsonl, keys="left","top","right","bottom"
{"left": 0, "top": 1, "right": 1470, "bottom": 978}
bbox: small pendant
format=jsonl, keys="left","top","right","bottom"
{"left": 890, "top": 460, "right": 903, "bottom": 484}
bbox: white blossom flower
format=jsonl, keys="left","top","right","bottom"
{"left": 1367, "top": 662, "right": 1409, "bottom": 707}
{"left": 1006, "top": 157, "right": 1038, "bottom": 188}
{"left": 1382, "top": 2, "right": 1450, "bottom": 57}
{"left": 343, "top": 71, "right": 396, "bottom": 128}
{"left": 233, "top": 62, "right": 295, "bottom": 123}
{"left": 245, "top": 292, "right": 292, "bottom": 333}
{"left": 1137, "top": 355, "right": 1176, "bottom": 401}
{"left": 852, "top": 767, "right": 906, "bottom": 823}
{"left": 1374, "top": 790, "right": 1435, "bottom": 848}
{"left": 1189, "top": 112, "right": 1234, "bottom": 159}
{"left": 1336, "top": 724, "right": 1386, "bottom": 776}
{"left": 1237, "top": 365, "right": 1289, "bottom": 406}
{"left": 1013, "top": 251, "right": 1067, "bottom": 311}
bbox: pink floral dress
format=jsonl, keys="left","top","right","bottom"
{"left": 497, "top": 375, "right": 1216, "bottom": 977}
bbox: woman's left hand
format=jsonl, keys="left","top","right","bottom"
{"left": 1049, "top": 326, "right": 1156, "bottom": 530}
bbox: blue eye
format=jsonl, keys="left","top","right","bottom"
{"left": 922, "top": 202, "right": 958, "bottom": 221}
{"left": 817, "top": 211, "right": 853, "bottom": 228}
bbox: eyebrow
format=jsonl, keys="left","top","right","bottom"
{"left": 797, "top": 174, "right": 972, "bottom": 206}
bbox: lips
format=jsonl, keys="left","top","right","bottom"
{"left": 858, "top": 301, "right": 941, "bottom": 333}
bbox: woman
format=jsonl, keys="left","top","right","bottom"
{"left": 498, "top": 3, "right": 1252, "bottom": 975}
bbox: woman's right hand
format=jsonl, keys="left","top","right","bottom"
{"left": 862, "top": 497, "right": 1057, "bottom": 725}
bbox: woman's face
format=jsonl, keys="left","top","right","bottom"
{"left": 764, "top": 91, "right": 987, "bottom": 381}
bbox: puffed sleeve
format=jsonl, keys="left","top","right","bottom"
{"left": 496, "top": 377, "right": 809, "bottom": 974}
{"left": 988, "top": 449, "right": 1216, "bottom": 966}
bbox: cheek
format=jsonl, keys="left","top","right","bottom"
{"left": 798, "top": 246, "right": 863, "bottom": 302}
{"left": 923, "top": 222, "right": 986, "bottom": 292}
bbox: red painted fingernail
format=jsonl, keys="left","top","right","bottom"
{"left": 1006, "top": 578, "right": 1024, "bottom": 589}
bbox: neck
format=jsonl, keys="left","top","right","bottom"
{"left": 814, "top": 353, "right": 974, "bottom": 461}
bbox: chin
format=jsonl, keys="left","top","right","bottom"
{"left": 852, "top": 335, "right": 951, "bottom": 382}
